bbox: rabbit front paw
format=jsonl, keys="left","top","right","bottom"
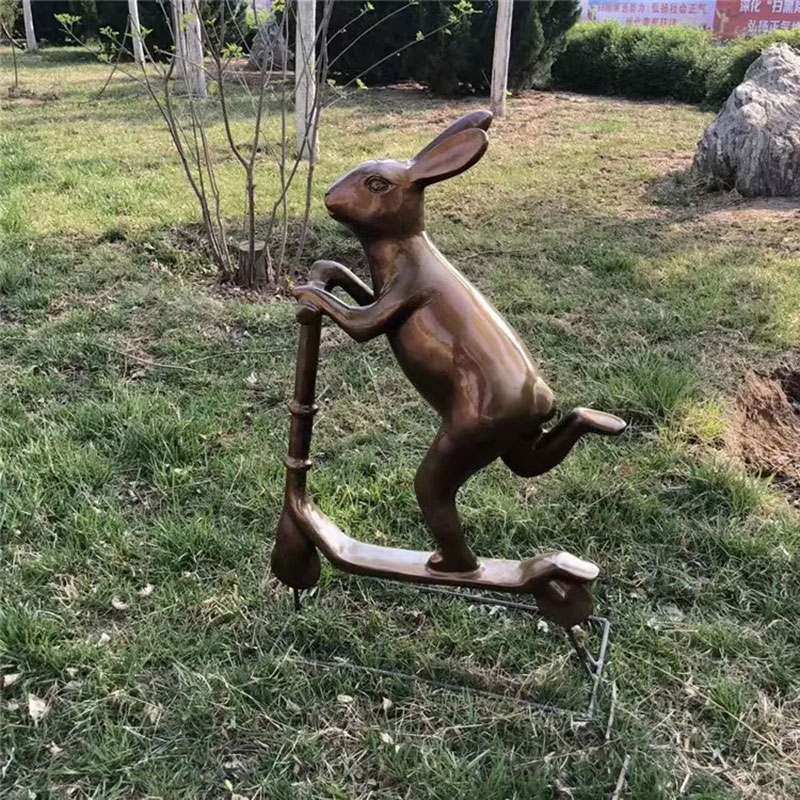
{"left": 293, "top": 284, "right": 324, "bottom": 310}
{"left": 292, "top": 284, "right": 328, "bottom": 323}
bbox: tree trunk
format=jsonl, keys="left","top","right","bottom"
{"left": 184, "top": 0, "right": 207, "bottom": 98}
{"left": 235, "top": 240, "right": 268, "bottom": 289}
{"left": 22, "top": 0, "right": 36, "bottom": 53}
{"left": 10, "top": 34, "right": 19, "bottom": 87}
{"left": 491, "top": 0, "right": 513, "bottom": 118}
{"left": 173, "top": 0, "right": 206, "bottom": 97}
{"left": 171, "top": 0, "right": 185, "bottom": 79}
{"left": 295, "top": 0, "right": 318, "bottom": 162}
{"left": 128, "top": 0, "right": 145, "bottom": 65}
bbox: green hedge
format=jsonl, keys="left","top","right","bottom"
{"left": 552, "top": 23, "right": 715, "bottom": 104}
{"left": 703, "top": 29, "right": 800, "bottom": 106}
{"left": 552, "top": 22, "right": 800, "bottom": 107}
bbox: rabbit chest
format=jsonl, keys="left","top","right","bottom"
{"left": 385, "top": 270, "right": 547, "bottom": 426}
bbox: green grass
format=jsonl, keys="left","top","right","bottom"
{"left": 1, "top": 48, "right": 800, "bottom": 799}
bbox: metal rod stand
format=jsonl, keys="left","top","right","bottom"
{"left": 279, "top": 578, "right": 613, "bottom": 723}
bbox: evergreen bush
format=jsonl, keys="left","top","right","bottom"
{"left": 703, "top": 28, "right": 800, "bottom": 106}
{"left": 552, "top": 22, "right": 800, "bottom": 107}
{"left": 324, "top": 0, "right": 581, "bottom": 95}
{"left": 23, "top": 1, "right": 243, "bottom": 60}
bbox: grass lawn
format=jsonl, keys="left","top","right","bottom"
{"left": 1, "top": 48, "right": 799, "bottom": 799}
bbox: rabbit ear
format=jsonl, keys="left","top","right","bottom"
{"left": 412, "top": 110, "right": 493, "bottom": 161}
{"left": 409, "top": 128, "right": 489, "bottom": 187}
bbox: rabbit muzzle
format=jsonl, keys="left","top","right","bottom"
{"left": 323, "top": 181, "right": 348, "bottom": 222}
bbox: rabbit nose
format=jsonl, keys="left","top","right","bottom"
{"left": 324, "top": 188, "right": 340, "bottom": 214}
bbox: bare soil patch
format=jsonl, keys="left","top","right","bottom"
{"left": 647, "top": 150, "right": 693, "bottom": 175}
{"left": 6, "top": 86, "right": 58, "bottom": 105}
{"left": 728, "top": 356, "right": 800, "bottom": 499}
{"left": 702, "top": 196, "right": 800, "bottom": 223}
{"left": 648, "top": 169, "right": 800, "bottom": 250}
{"left": 212, "top": 58, "right": 294, "bottom": 87}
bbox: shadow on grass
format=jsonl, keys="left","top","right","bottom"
{"left": 29, "top": 47, "right": 99, "bottom": 66}
{"left": 645, "top": 166, "right": 701, "bottom": 207}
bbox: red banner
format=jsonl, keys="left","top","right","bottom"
{"left": 714, "top": 0, "right": 800, "bottom": 38}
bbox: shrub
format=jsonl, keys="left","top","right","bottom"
{"left": 324, "top": 0, "right": 581, "bottom": 95}
{"left": 553, "top": 22, "right": 800, "bottom": 107}
{"left": 549, "top": 21, "right": 621, "bottom": 93}
{"left": 438, "top": 0, "right": 582, "bottom": 93}
{"left": 25, "top": 1, "right": 174, "bottom": 51}
{"left": 322, "top": 1, "right": 416, "bottom": 87}
{"left": 703, "top": 29, "right": 800, "bottom": 106}
{"left": 552, "top": 22, "right": 718, "bottom": 104}
{"left": 411, "top": 0, "right": 485, "bottom": 97}
{"left": 624, "top": 26, "right": 718, "bottom": 103}
{"left": 22, "top": 1, "right": 243, "bottom": 60}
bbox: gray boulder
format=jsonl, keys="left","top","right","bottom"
{"left": 248, "top": 19, "right": 293, "bottom": 71}
{"left": 693, "top": 44, "right": 800, "bottom": 197}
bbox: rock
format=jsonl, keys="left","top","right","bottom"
{"left": 248, "top": 19, "right": 292, "bottom": 71}
{"left": 693, "top": 45, "right": 800, "bottom": 197}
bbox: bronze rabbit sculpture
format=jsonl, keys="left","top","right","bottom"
{"left": 291, "top": 110, "right": 627, "bottom": 577}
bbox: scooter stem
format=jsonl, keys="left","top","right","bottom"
{"left": 271, "top": 286, "right": 326, "bottom": 590}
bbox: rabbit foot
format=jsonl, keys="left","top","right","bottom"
{"left": 574, "top": 408, "right": 627, "bottom": 436}
{"left": 426, "top": 550, "right": 480, "bottom": 575}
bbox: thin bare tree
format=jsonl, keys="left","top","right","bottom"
{"left": 0, "top": 0, "right": 21, "bottom": 88}
{"left": 57, "top": 0, "right": 473, "bottom": 291}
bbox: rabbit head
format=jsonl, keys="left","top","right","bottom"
{"left": 324, "top": 110, "right": 493, "bottom": 238}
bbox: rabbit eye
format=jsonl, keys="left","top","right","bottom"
{"left": 366, "top": 176, "right": 390, "bottom": 194}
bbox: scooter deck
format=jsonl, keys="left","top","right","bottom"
{"left": 292, "top": 500, "right": 598, "bottom": 594}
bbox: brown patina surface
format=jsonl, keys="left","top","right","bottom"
{"left": 272, "top": 111, "right": 628, "bottom": 628}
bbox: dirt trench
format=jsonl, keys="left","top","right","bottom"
{"left": 728, "top": 357, "right": 800, "bottom": 499}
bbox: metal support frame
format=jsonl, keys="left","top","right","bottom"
{"left": 272, "top": 277, "right": 617, "bottom": 723}
{"left": 279, "top": 579, "right": 613, "bottom": 723}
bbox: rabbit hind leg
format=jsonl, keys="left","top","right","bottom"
{"left": 415, "top": 426, "right": 500, "bottom": 574}
{"left": 502, "top": 408, "right": 626, "bottom": 478}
